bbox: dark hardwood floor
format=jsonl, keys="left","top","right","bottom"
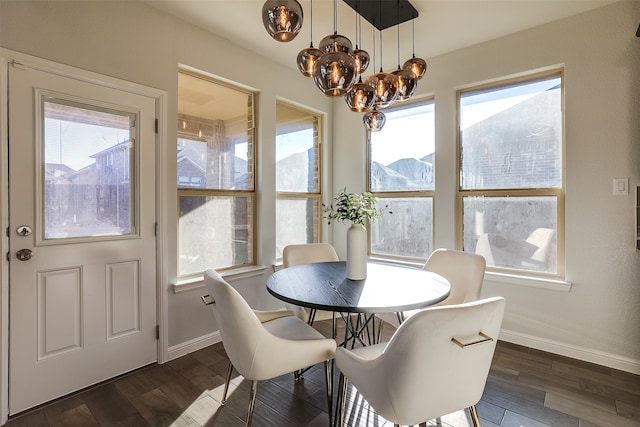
{"left": 6, "top": 319, "right": 640, "bottom": 427}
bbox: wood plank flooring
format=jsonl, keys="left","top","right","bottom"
{"left": 5, "top": 319, "right": 639, "bottom": 427}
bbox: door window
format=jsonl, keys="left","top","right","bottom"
{"left": 42, "top": 97, "right": 136, "bottom": 239}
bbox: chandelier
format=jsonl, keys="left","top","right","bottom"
{"left": 262, "top": 0, "right": 426, "bottom": 131}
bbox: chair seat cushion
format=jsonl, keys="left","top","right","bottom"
{"left": 343, "top": 342, "right": 387, "bottom": 360}
{"left": 263, "top": 316, "right": 327, "bottom": 341}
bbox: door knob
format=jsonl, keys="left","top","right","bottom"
{"left": 16, "top": 249, "right": 33, "bottom": 261}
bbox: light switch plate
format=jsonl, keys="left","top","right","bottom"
{"left": 613, "top": 177, "right": 629, "bottom": 195}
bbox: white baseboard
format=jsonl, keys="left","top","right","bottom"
{"left": 166, "top": 329, "right": 640, "bottom": 376}
{"left": 499, "top": 329, "right": 640, "bottom": 375}
{"left": 167, "top": 332, "right": 222, "bottom": 361}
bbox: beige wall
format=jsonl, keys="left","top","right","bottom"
{"left": 1, "top": 0, "right": 638, "bottom": 377}
{"left": 0, "top": 0, "right": 334, "bottom": 351}
{"left": 334, "top": 1, "right": 640, "bottom": 370}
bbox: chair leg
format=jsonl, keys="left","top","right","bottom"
{"left": 468, "top": 405, "right": 481, "bottom": 427}
{"left": 336, "top": 372, "right": 348, "bottom": 427}
{"left": 324, "top": 360, "right": 333, "bottom": 427}
{"left": 222, "top": 361, "right": 233, "bottom": 404}
{"left": 245, "top": 380, "right": 258, "bottom": 427}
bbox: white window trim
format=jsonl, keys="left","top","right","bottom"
{"left": 172, "top": 264, "right": 269, "bottom": 293}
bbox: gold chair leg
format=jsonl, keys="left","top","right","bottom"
{"left": 336, "top": 372, "right": 348, "bottom": 427}
{"left": 246, "top": 380, "right": 258, "bottom": 427}
{"left": 222, "top": 361, "right": 233, "bottom": 404}
{"left": 468, "top": 405, "right": 481, "bottom": 427}
{"left": 324, "top": 360, "right": 334, "bottom": 427}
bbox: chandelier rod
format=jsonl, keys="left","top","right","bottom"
{"left": 378, "top": 0, "right": 383, "bottom": 72}
{"left": 310, "top": 0, "right": 314, "bottom": 44}
{"left": 397, "top": 0, "right": 401, "bottom": 67}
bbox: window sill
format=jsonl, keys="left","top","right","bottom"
{"left": 483, "top": 271, "right": 572, "bottom": 292}
{"left": 172, "top": 265, "right": 270, "bottom": 294}
{"left": 369, "top": 256, "right": 572, "bottom": 292}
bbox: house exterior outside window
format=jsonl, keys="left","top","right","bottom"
{"left": 368, "top": 99, "right": 435, "bottom": 262}
{"left": 275, "top": 102, "right": 322, "bottom": 259}
{"left": 177, "top": 71, "right": 256, "bottom": 278}
{"left": 457, "top": 71, "right": 564, "bottom": 277}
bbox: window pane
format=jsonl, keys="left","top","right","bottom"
{"left": 275, "top": 198, "right": 320, "bottom": 258}
{"left": 370, "top": 197, "right": 433, "bottom": 259}
{"left": 43, "top": 97, "right": 134, "bottom": 239}
{"left": 463, "top": 196, "right": 557, "bottom": 274}
{"left": 460, "top": 77, "right": 562, "bottom": 190}
{"left": 370, "top": 101, "right": 435, "bottom": 192}
{"left": 179, "top": 195, "right": 253, "bottom": 275}
{"left": 275, "top": 102, "right": 321, "bottom": 256}
{"left": 177, "top": 73, "right": 253, "bottom": 191}
{"left": 177, "top": 72, "right": 256, "bottom": 275}
{"left": 178, "top": 137, "right": 250, "bottom": 189}
{"left": 276, "top": 104, "right": 319, "bottom": 193}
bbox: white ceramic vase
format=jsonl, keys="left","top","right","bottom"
{"left": 346, "top": 223, "right": 367, "bottom": 280}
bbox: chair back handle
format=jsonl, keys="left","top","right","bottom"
{"left": 201, "top": 294, "right": 215, "bottom": 306}
{"left": 451, "top": 332, "right": 494, "bottom": 348}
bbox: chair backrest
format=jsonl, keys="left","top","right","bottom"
{"left": 341, "top": 297, "right": 505, "bottom": 425}
{"left": 283, "top": 243, "right": 339, "bottom": 268}
{"left": 204, "top": 268, "right": 272, "bottom": 379}
{"left": 425, "top": 248, "right": 486, "bottom": 306}
{"left": 526, "top": 227, "right": 556, "bottom": 263}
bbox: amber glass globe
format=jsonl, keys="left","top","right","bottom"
{"left": 363, "top": 109, "right": 386, "bottom": 131}
{"left": 365, "top": 71, "right": 399, "bottom": 109}
{"left": 345, "top": 78, "right": 377, "bottom": 112}
{"left": 319, "top": 33, "right": 353, "bottom": 54}
{"left": 262, "top": 0, "right": 303, "bottom": 42}
{"left": 351, "top": 48, "right": 370, "bottom": 75}
{"left": 392, "top": 68, "right": 418, "bottom": 102}
{"left": 402, "top": 55, "right": 427, "bottom": 80}
{"left": 313, "top": 51, "right": 357, "bottom": 96}
{"left": 297, "top": 45, "right": 324, "bottom": 77}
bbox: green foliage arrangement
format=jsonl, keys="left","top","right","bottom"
{"left": 322, "top": 188, "right": 391, "bottom": 226}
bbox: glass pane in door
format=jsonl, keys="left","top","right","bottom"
{"left": 42, "top": 97, "right": 135, "bottom": 239}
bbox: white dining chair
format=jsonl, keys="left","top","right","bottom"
{"left": 336, "top": 297, "right": 505, "bottom": 427}
{"left": 429, "top": 248, "right": 486, "bottom": 306}
{"left": 204, "top": 268, "right": 337, "bottom": 427}
{"left": 380, "top": 248, "right": 487, "bottom": 327}
{"left": 283, "top": 243, "right": 340, "bottom": 324}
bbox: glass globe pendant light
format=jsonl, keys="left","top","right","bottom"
{"left": 345, "top": 77, "right": 377, "bottom": 112}
{"left": 313, "top": 51, "right": 357, "bottom": 96}
{"left": 262, "top": 0, "right": 303, "bottom": 42}
{"left": 297, "top": 45, "right": 324, "bottom": 77}
{"left": 402, "top": 17, "right": 427, "bottom": 79}
{"left": 364, "top": 31, "right": 398, "bottom": 109}
{"left": 313, "top": 0, "right": 357, "bottom": 96}
{"left": 392, "top": 67, "right": 417, "bottom": 101}
{"left": 351, "top": 13, "right": 370, "bottom": 75}
{"left": 352, "top": 47, "right": 370, "bottom": 75}
{"left": 296, "top": 0, "right": 323, "bottom": 77}
{"left": 392, "top": 19, "right": 417, "bottom": 101}
{"left": 363, "top": 109, "right": 386, "bottom": 132}
{"left": 319, "top": 33, "right": 352, "bottom": 54}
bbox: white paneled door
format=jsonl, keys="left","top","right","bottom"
{"left": 8, "top": 63, "right": 158, "bottom": 414}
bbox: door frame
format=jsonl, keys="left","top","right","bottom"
{"left": 0, "top": 49, "right": 169, "bottom": 424}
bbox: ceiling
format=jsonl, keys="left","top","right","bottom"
{"left": 144, "top": 0, "right": 617, "bottom": 74}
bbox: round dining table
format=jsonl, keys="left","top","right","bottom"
{"left": 267, "top": 261, "right": 451, "bottom": 315}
